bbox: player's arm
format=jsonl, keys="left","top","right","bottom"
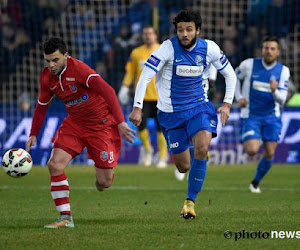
{"left": 129, "top": 41, "right": 171, "bottom": 126}
{"left": 118, "top": 51, "right": 136, "bottom": 105}
{"left": 208, "top": 41, "right": 237, "bottom": 125}
{"left": 234, "top": 59, "right": 252, "bottom": 107}
{"left": 26, "top": 74, "right": 53, "bottom": 151}
{"left": 271, "top": 66, "right": 290, "bottom": 105}
{"left": 88, "top": 76, "right": 135, "bottom": 143}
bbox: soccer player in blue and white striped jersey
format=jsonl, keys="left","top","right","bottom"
{"left": 235, "top": 36, "right": 290, "bottom": 193}
{"left": 129, "top": 9, "right": 237, "bottom": 219}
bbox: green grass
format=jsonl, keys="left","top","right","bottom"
{"left": 0, "top": 164, "right": 299, "bottom": 249}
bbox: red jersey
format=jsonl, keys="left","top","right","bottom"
{"left": 38, "top": 57, "right": 123, "bottom": 131}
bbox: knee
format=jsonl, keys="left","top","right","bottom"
{"left": 48, "top": 158, "right": 64, "bottom": 175}
{"left": 264, "top": 152, "right": 275, "bottom": 160}
{"left": 194, "top": 146, "right": 209, "bottom": 160}
{"left": 246, "top": 148, "right": 257, "bottom": 157}
{"left": 95, "top": 178, "right": 112, "bottom": 192}
{"left": 176, "top": 163, "right": 190, "bottom": 173}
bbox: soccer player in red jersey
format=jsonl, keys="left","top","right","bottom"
{"left": 26, "top": 37, "right": 135, "bottom": 228}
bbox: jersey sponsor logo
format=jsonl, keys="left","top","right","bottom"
{"left": 169, "top": 142, "right": 179, "bottom": 148}
{"left": 147, "top": 55, "right": 160, "bottom": 67}
{"left": 68, "top": 85, "right": 78, "bottom": 93}
{"left": 195, "top": 55, "right": 203, "bottom": 65}
{"left": 253, "top": 80, "right": 271, "bottom": 93}
{"left": 100, "top": 151, "right": 108, "bottom": 161}
{"left": 176, "top": 65, "right": 203, "bottom": 77}
{"left": 65, "top": 93, "right": 88, "bottom": 106}
{"left": 66, "top": 77, "right": 75, "bottom": 81}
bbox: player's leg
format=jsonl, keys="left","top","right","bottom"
{"left": 181, "top": 110, "right": 216, "bottom": 219}
{"left": 249, "top": 116, "right": 281, "bottom": 193}
{"left": 240, "top": 118, "right": 262, "bottom": 156}
{"left": 95, "top": 167, "right": 114, "bottom": 191}
{"left": 45, "top": 120, "right": 84, "bottom": 229}
{"left": 243, "top": 139, "right": 261, "bottom": 156}
{"left": 84, "top": 125, "right": 121, "bottom": 191}
{"left": 45, "top": 148, "right": 75, "bottom": 229}
{"left": 138, "top": 102, "right": 153, "bottom": 166}
{"left": 153, "top": 110, "right": 168, "bottom": 168}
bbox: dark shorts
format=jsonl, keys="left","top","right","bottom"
{"left": 139, "top": 100, "right": 161, "bottom": 132}
{"left": 52, "top": 117, "right": 121, "bottom": 168}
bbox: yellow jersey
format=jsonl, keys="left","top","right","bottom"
{"left": 122, "top": 43, "right": 160, "bottom": 101}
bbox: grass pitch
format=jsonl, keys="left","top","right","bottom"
{"left": 0, "top": 164, "right": 299, "bottom": 249}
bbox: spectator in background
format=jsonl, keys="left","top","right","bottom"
{"left": 18, "top": 92, "right": 32, "bottom": 112}
{"left": 75, "top": 11, "right": 103, "bottom": 69}
{"left": 127, "top": 0, "right": 152, "bottom": 35}
{"left": 112, "top": 23, "right": 139, "bottom": 86}
{"left": 1, "top": 22, "right": 30, "bottom": 79}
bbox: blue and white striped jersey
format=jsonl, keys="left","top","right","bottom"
{"left": 235, "top": 58, "right": 290, "bottom": 118}
{"left": 133, "top": 37, "right": 236, "bottom": 113}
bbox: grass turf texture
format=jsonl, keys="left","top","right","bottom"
{"left": 0, "top": 164, "right": 299, "bottom": 249}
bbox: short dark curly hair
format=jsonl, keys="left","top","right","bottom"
{"left": 43, "top": 37, "right": 67, "bottom": 55}
{"left": 173, "top": 9, "right": 202, "bottom": 30}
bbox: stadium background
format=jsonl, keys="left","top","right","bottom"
{"left": 0, "top": 0, "right": 299, "bottom": 165}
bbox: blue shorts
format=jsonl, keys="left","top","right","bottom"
{"left": 158, "top": 102, "right": 217, "bottom": 154}
{"left": 240, "top": 115, "right": 282, "bottom": 143}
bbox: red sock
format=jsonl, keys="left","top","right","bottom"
{"left": 50, "top": 173, "right": 71, "bottom": 215}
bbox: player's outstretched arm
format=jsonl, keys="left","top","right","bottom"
{"left": 118, "top": 122, "right": 136, "bottom": 143}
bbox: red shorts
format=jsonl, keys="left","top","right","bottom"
{"left": 52, "top": 117, "right": 121, "bottom": 168}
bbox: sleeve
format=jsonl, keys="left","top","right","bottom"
{"left": 75, "top": 60, "right": 99, "bottom": 88}
{"left": 207, "top": 41, "right": 237, "bottom": 104}
{"left": 38, "top": 72, "right": 53, "bottom": 105}
{"left": 234, "top": 73, "right": 243, "bottom": 102}
{"left": 133, "top": 66, "right": 157, "bottom": 108}
{"left": 234, "top": 59, "right": 253, "bottom": 101}
{"left": 144, "top": 40, "right": 173, "bottom": 73}
{"left": 30, "top": 73, "right": 52, "bottom": 136}
{"left": 30, "top": 103, "right": 48, "bottom": 137}
{"left": 272, "top": 66, "right": 290, "bottom": 105}
{"left": 122, "top": 51, "right": 136, "bottom": 87}
{"left": 133, "top": 40, "right": 173, "bottom": 108}
{"left": 88, "top": 76, "right": 125, "bottom": 124}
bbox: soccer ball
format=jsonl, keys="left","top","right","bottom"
{"left": 2, "top": 148, "right": 33, "bottom": 177}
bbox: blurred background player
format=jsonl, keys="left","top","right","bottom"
{"left": 129, "top": 10, "right": 236, "bottom": 219}
{"left": 26, "top": 37, "right": 135, "bottom": 228}
{"left": 174, "top": 65, "right": 217, "bottom": 181}
{"left": 235, "top": 36, "right": 290, "bottom": 193}
{"left": 118, "top": 25, "right": 168, "bottom": 168}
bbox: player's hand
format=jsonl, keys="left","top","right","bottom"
{"left": 129, "top": 107, "right": 142, "bottom": 127}
{"left": 217, "top": 102, "right": 231, "bottom": 126}
{"left": 26, "top": 136, "right": 37, "bottom": 152}
{"left": 118, "top": 85, "right": 130, "bottom": 105}
{"left": 270, "top": 78, "right": 278, "bottom": 93}
{"left": 238, "top": 98, "right": 248, "bottom": 107}
{"left": 118, "top": 122, "right": 136, "bottom": 143}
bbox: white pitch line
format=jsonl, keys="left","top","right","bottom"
{"left": 0, "top": 185, "right": 299, "bottom": 192}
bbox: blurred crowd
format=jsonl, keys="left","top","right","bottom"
{"left": 0, "top": 0, "right": 299, "bottom": 107}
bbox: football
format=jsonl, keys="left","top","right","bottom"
{"left": 2, "top": 148, "right": 33, "bottom": 177}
